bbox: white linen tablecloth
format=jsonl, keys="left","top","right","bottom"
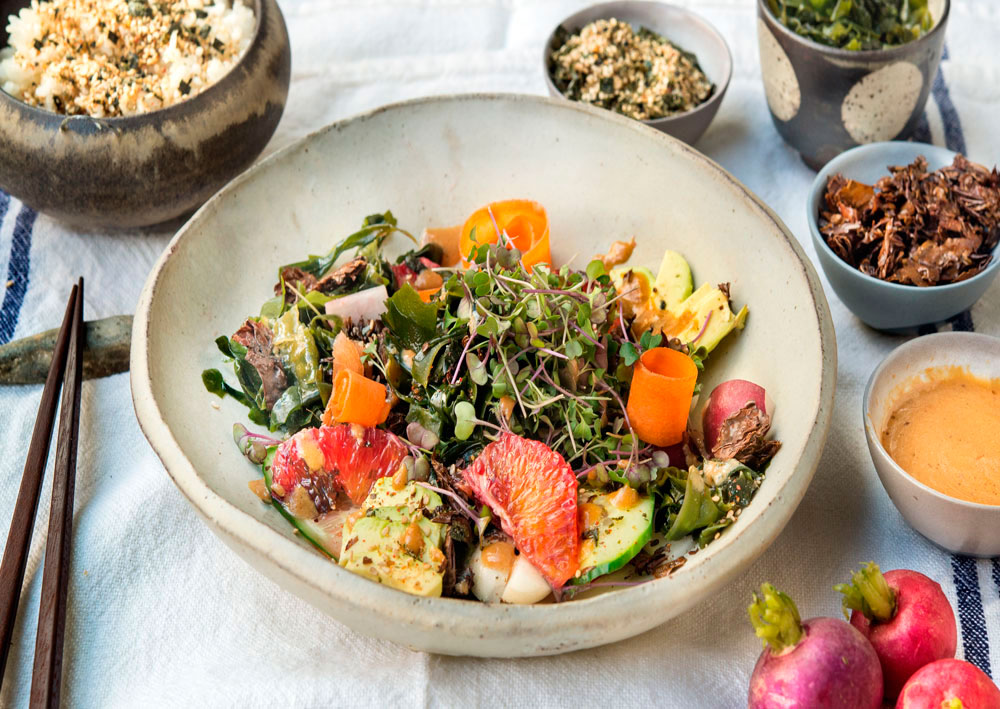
{"left": 2, "top": 1, "right": 999, "bottom": 706}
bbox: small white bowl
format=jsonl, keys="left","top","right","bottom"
{"left": 863, "top": 332, "right": 1000, "bottom": 557}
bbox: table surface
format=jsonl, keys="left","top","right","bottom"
{"left": 2, "top": 0, "right": 999, "bottom": 706}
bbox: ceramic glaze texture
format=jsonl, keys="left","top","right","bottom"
{"left": 131, "top": 95, "right": 836, "bottom": 657}
{"left": 0, "top": 0, "right": 290, "bottom": 228}
{"left": 807, "top": 141, "right": 1000, "bottom": 331}
{"left": 864, "top": 333, "right": 1000, "bottom": 557}
{"left": 756, "top": 0, "right": 949, "bottom": 169}
{"left": 543, "top": 1, "right": 732, "bottom": 146}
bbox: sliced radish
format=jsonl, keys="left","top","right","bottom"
{"left": 501, "top": 555, "right": 551, "bottom": 604}
{"left": 324, "top": 286, "right": 388, "bottom": 324}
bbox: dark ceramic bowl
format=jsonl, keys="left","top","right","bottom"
{"left": 543, "top": 1, "right": 732, "bottom": 146}
{"left": 757, "top": 0, "right": 949, "bottom": 170}
{"left": 807, "top": 141, "right": 1000, "bottom": 331}
{"left": 0, "top": 0, "right": 290, "bottom": 229}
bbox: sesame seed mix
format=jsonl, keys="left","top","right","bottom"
{"left": 549, "top": 18, "right": 714, "bottom": 121}
{"left": 0, "top": 0, "right": 255, "bottom": 117}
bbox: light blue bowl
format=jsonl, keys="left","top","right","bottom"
{"left": 807, "top": 141, "right": 1000, "bottom": 331}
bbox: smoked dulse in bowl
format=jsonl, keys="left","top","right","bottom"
{"left": 0, "top": 0, "right": 290, "bottom": 228}
{"left": 807, "top": 141, "right": 1000, "bottom": 331}
{"left": 131, "top": 94, "right": 836, "bottom": 657}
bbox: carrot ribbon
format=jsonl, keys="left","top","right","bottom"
{"left": 625, "top": 347, "right": 698, "bottom": 447}
{"left": 459, "top": 200, "right": 551, "bottom": 271}
{"left": 322, "top": 369, "right": 391, "bottom": 427}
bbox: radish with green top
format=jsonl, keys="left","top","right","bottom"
{"left": 896, "top": 659, "right": 1000, "bottom": 708}
{"left": 836, "top": 562, "right": 957, "bottom": 699}
{"left": 748, "top": 583, "right": 883, "bottom": 708}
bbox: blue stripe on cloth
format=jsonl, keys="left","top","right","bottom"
{"left": 931, "top": 45, "right": 993, "bottom": 677}
{"left": 932, "top": 45, "right": 967, "bottom": 155}
{"left": 952, "top": 556, "right": 993, "bottom": 678}
{"left": 0, "top": 205, "right": 37, "bottom": 345}
{"left": 949, "top": 310, "right": 975, "bottom": 332}
{"left": 0, "top": 191, "right": 9, "bottom": 226}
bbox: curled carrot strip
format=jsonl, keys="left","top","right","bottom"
{"left": 322, "top": 369, "right": 391, "bottom": 427}
{"left": 459, "top": 200, "right": 551, "bottom": 271}
{"left": 417, "top": 286, "right": 441, "bottom": 303}
{"left": 625, "top": 347, "right": 698, "bottom": 447}
{"left": 331, "top": 331, "right": 364, "bottom": 377}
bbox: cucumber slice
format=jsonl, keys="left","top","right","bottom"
{"left": 261, "top": 446, "right": 344, "bottom": 559}
{"left": 574, "top": 489, "right": 654, "bottom": 585}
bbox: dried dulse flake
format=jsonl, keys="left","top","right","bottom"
{"left": 819, "top": 155, "right": 1000, "bottom": 287}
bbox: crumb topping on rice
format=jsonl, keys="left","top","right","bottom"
{"left": 0, "top": 0, "right": 255, "bottom": 117}
{"left": 549, "top": 18, "right": 714, "bottom": 121}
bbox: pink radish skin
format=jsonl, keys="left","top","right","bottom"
{"left": 748, "top": 583, "right": 882, "bottom": 709}
{"left": 896, "top": 659, "right": 1000, "bottom": 708}
{"left": 750, "top": 618, "right": 883, "bottom": 709}
{"left": 849, "top": 569, "right": 957, "bottom": 700}
{"left": 702, "top": 379, "right": 773, "bottom": 451}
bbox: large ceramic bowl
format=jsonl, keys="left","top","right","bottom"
{"left": 757, "top": 0, "right": 949, "bottom": 169}
{"left": 543, "top": 1, "right": 732, "bottom": 146}
{"left": 131, "top": 94, "right": 836, "bottom": 657}
{"left": 0, "top": 0, "right": 290, "bottom": 229}
{"left": 807, "top": 141, "right": 1000, "bottom": 331}
{"left": 864, "top": 332, "right": 1000, "bottom": 557}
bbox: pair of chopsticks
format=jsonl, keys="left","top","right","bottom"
{"left": 0, "top": 279, "right": 84, "bottom": 707}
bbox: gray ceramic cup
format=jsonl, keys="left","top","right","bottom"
{"left": 864, "top": 332, "right": 1000, "bottom": 557}
{"left": 807, "top": 141, "right": 999, "bottom": 331}
{"left": 543, "top": 1, "right": 732, "bottom": 146}
{"left": 757, "top": 0, "right": 949, "bottom": 170}
{"left": 0, "top": 0, "right": 290, "bottom": 229}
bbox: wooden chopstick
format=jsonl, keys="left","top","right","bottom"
{"left": 0, "top": 283, "right": 79, "bottom": 691}
{"left": 30, "top": 277, "right": 84, "bottom": 709}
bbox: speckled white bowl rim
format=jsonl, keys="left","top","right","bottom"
{"left": 131, "top": 93, "right": 837, "bottom": 657}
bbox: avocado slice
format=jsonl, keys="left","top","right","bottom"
{"left": 653, "top": 249, "right": 694, "bottom": 309}
{"left": 574, "top": 489, "right": 655, "bottom": 585}
{"left": 365, "top": 477, "right": 443, "bottom": 510}
{"left": 339, "top": 514, "right": 445, "bottom": 597}
{"left": 338, "top": 478, "right": 449, "bottom": 597}
{"left": 663, "top": 283, "right": 749, "bottom": 353}
{"left": 609, "top": 265, "right": 656, "bottom": 305}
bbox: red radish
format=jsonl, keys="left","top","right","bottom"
{"left": 748, "top": 583, "right": 883, "bottom": 708}
{"left": 836, "top": 562, "right": 957, "bottom": 699}
{"left": 896, "top": 659, "right": 1000, "bottom": 708}
{"left": 702, "top": 379, "right": 773, "bottom": 450}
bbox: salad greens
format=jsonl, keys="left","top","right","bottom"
{"left": 205, "top": 210, "right": 781, "bottom": 600}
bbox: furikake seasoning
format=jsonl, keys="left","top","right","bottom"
{"left": 548, "top": 18, "right": 714, "bottom": 121}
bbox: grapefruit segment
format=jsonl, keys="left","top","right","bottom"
{"left": 271, "top": 425, "right": 408, "bottom": 507}
{"left": 463, "top": 433, "right": 579, "bottom": 588}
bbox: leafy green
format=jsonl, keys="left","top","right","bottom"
{"left": 382, "top": 284, "right": 440, "bottom": 348}
{"left": 767, "top": 0, "right": 933, "bottom": 50}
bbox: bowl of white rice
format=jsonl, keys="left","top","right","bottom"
{"left": 0, "top": 0, "right": 289, "bottom": 228}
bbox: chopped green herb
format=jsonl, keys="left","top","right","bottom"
{"left": 766, "top": 0, "right": 933, "bottom": 50}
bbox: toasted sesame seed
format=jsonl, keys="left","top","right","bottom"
{"left": 549, "top": 18, "right": 713, "bottom": 121}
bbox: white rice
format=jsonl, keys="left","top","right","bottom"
{"left": 0, "top": 0, "right": 255, "bottom": 117}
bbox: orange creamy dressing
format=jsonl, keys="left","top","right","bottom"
{"left": 881, "top": 367, "right": 1000, "bottom": 506}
